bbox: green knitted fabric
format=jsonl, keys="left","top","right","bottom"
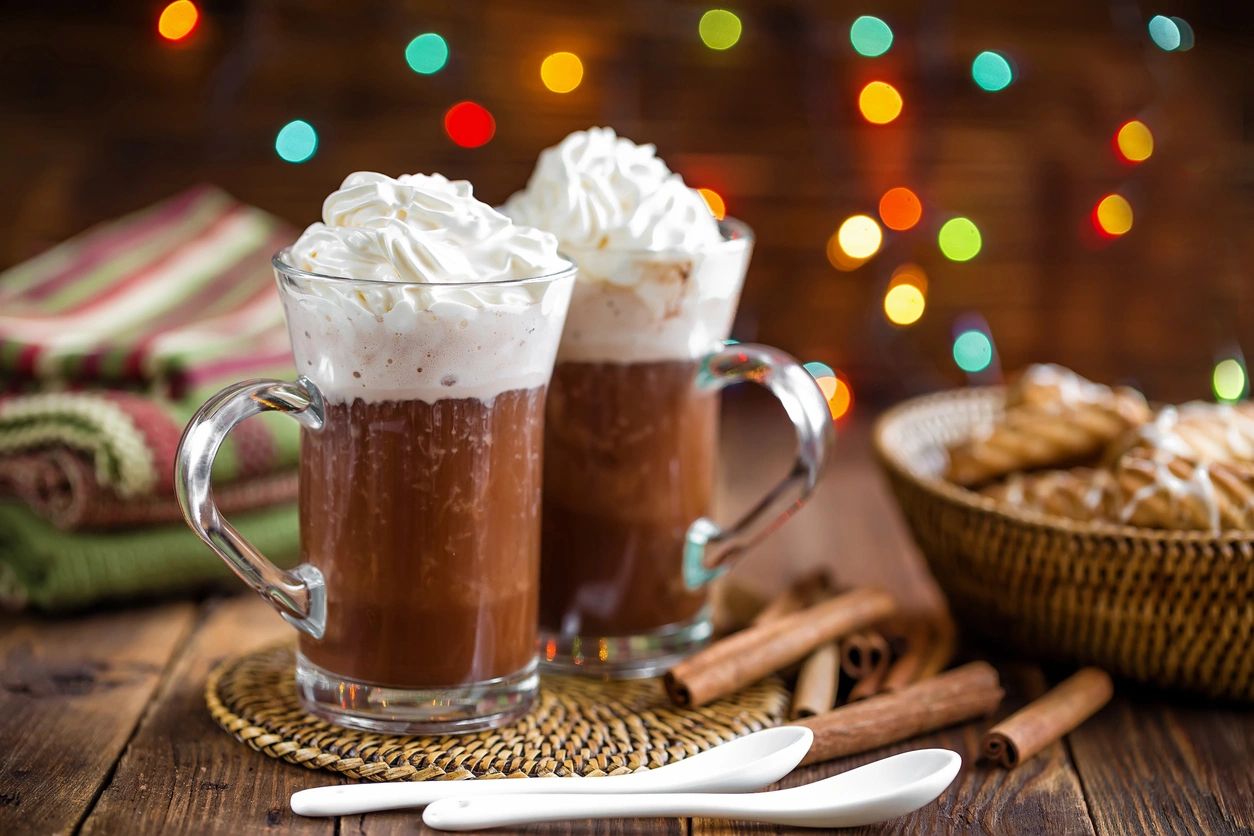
{"left": 0, "top": 501, "right": 299, "bottom": 611}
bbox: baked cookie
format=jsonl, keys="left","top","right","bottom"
{"left": 1107, "top": 401, "right": 1254, "bottom": 466}
{"left": 947, "top": 365, "right": 1150, "bottom": 487}
{"left": 982, "top": 467, "right": 1117, "bottom": 522}
{"left": 1113, "top": 450, "right": 1254, "bottom": 532}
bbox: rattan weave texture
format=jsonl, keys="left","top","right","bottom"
{"left": 207, "top": 644, "right": 790, "bottom": 781}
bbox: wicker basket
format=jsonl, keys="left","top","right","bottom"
{"left": 873, "top": 386, "right": 1254, "bottom": 702}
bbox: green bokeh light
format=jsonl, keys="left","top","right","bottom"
{"left": 971, "top": 51, "right": 1013, "bottom": 91}
{"left": 849, "top": 16, "right": 893, "bottom": 57}
{"left": 953, "top": 330, "right": 993, "bottom": 373}
{"left": 1213, "top": 358, "right": 1248, "bottom": 402}
{"left": 938, "top": 217, "right": 982, "bottom": 262}
{"left": 275, "top": 120, "right": 317, "bottom": 164}
{"left": 699, "top": 9, "right": 742, "bottom": 50}
{"left": 1148, "top": 15, "right": 1181, "bottom": 51}
{"left": 405, "top": 33, "right": 449, "bottom": 74}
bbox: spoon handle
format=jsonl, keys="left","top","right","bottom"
{"left": 422, "top": 793, "right": 758, "bottom": 831}
{"left": 291, "top": 774, "right": 673, "bottom": 816}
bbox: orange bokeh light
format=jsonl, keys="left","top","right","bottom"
{"left": 697, "top": 188, "right": 726, "bottom": 220}
{"left": 816, "top": 375, "right": 853, "bottom": 420}
{"left": 878, "top": 187, "right": 922, "bottom": 231}
{"left": 157, "top": 0, "right": 199, "bottom": 42}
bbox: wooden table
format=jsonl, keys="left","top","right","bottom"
{"left": 2, "top": 398, "right": 1251, "bottom": 835}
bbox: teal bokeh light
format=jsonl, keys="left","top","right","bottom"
{"left": 953, "top": 330, "right": 994, "bottom": 373}
{"left": 850, "top": 15, "right": 893, "bottom": 57}
{"left": 972, "top": 51, "right": 1013, "bottom": 91}
{"left": 405, "top": 33, "right": 449, "bottom": 74}
{"left": 275, "top": 120, "right": 318, "bottom": 164}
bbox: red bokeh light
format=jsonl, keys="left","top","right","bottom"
{"left": 444, "top": 101, "right": 495, "bottom": 148}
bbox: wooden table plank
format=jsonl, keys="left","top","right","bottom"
{"left": 1067, "top": 694, "right": 1254, "bottom": 836}
{"left": 0, "top": 602, "right": 197, "bottom": 836}
{"left": 79, "top": 595, "right": 336, "bottom": 836}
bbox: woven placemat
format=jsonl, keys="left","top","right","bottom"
{"left": 207, "top": 643, "right": 790, "bottom": 782}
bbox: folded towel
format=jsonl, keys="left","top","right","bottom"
{"left": 0, "top": 449, "right": 297, "bottom": 530}
{"left": 0, "top": 388, "right": 299, "bottom": 529}
{"left": 0, "top": 501, "right": 299, "bottom": 612}
{"left": 0, "top": 185, "right": 296, "bottom": 398}
{"left": 0, "top": 186, "right": 302, "bottom": 530}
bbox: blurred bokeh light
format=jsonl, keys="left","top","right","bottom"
{"left": 405, "top": 33, "right": 449, "bottom": 75}
{"left": 541, "top": 51, "right": 584, "bottom": 93}
{"left": 858, "top": 81, "right": 903, "bottom": 125}
{"left": 274, "top": 120, "right": 317, "bottom": 163}
{"left": 938, "top": 217, "right": 982, "bottom": 261}
{"left": 157, "top": 1, "right": 199, "bottom": 42}
{"left": 850, "top": 16, "right": 893, "bottom": 57}
{"left": 699, "top": 9, "right": 742, "bottom": 50}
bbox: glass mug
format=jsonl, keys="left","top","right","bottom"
{"left": 539, "top": 219, "right": 834, "bottom": 677}
{"left": 176, "top": 251, "right": 576, "bottom": 733}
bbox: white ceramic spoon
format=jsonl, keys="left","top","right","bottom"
{"left": 290, "top": 726, "right": 813, "bottom": 817}
{"left": 421, "top": 748, "right": 961, "bottom": 831}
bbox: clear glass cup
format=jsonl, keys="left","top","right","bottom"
{"left": 176, "top": 250, "right": 576, "bottom": 733}
{"left": 539, "top": 218, "right": 834, "bottom": 677}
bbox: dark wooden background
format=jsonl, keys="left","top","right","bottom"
{"left": 2, "top": 0, "right": 1253, "bottom": 405}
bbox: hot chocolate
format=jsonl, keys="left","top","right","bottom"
{"left": 177, "top": 170, "right": 574, "bottom": 733}
{"left": 505, "top": 129, "right": 752, "bottom": 675}
{"left": 541, "top": 360, "right": 712, "bottom": 636}
{"left": 300, "top": 389, "right": 544, "bottom": 688}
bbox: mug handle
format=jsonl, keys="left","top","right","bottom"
{"left": 683, "top": 343, "right": 835, "bottom": 589}
{"left": 175, "top": 377, "right": 327, "bottom": 639}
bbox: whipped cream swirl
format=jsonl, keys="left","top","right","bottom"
{"left": 502, "top": 128, "right": 721, "bottom": 252}
{"left": 279, "top": 171, "right": 575, "bottom": 404}
{"left": 291, "top": 171, "right": 565, "bottom": 284}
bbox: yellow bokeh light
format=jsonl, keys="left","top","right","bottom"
{"left": 858, "top": 81, "right": 903, "bottom": 125}
{"left": 1116, "top": 120, "right": 1154, "bottom": 163}
{"left": 1095, "top": 194, "right": 1133, "bottom": 237}
{"left": 836, "top": 214, "right": 883, "bottom": 260}
{"left": 884, "top": 283, "right": 926, "bottom": 326}
{"left": 540, "top": 51, "right": 584, "bottom": 93}
{"left": 157, "top": 0, "right": 199, "bottom": 41}
{"left": 697, "top": 188, "right": 726, "bottom": 220}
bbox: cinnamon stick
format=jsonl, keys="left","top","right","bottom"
{"left": 881, "top": 620, "right": 929, "bottom": 691}
{"left": 982, "top": 667, "right": 1113, "bottom": 768}
{"left": 790, "top": 641, "right": 839, "bottom": 718}
{"left": 665, "top": 588, "right": 896, "bottom": 708}
{"left": 839, "top": 630, "right": 891, "bottom": 679}
{"left": 847, "top": 659, "right": 889, "bottom": 701}
{"left": 794, "top": 661, "right": 1004, "bottom": 765}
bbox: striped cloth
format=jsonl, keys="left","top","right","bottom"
{"left": 0, "top": 185, "right": 295, "bottom": 398}
{"left": 0, "top": 186, "right": 300, "bottom": 531}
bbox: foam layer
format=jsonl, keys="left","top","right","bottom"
{"left": 502, "top": 128, "right": 721, "bottom": 253}
{"left": 554, "top": 237, "right": 751, "bottom": 364}
{"left": 281, "top": 270, "right": 574, "bottom": 403}
{"left": 279, "top": 171, "right": 574, "bottom": 403}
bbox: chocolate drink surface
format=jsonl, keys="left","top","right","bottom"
{"left": 541, "top": 359, "right": 714, "bottom": 636}
{"left": 299, "top": 389, "right": 545, "bottom": 688}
